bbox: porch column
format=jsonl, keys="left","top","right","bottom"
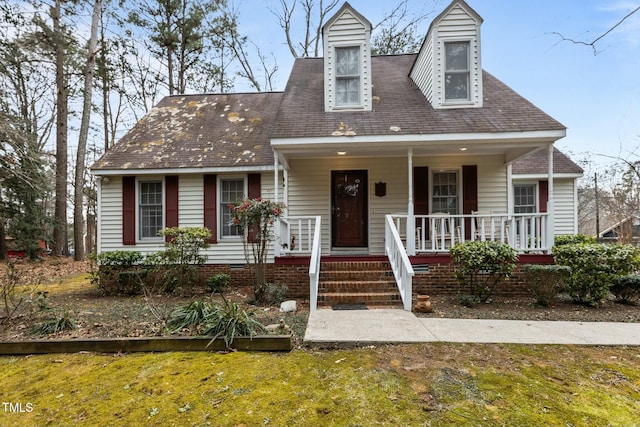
{"left": 547, "top": 144, "right": 555, "bottom": 250}
{"left": 407, "top": 148, "right": 416, "bottom": 256}
{"left": 274, "top": 151, "right": 281, "bottom": 257}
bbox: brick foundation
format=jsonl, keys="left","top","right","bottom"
{"left": 99, "top": 254, "right": 554, "bottom": 300}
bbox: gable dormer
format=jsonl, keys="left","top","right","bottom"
{"left": 323, "top": 2, "right": 372, "bottom": 112}
{"left": 410, "top": 0, "right": 483, "bottom": 109}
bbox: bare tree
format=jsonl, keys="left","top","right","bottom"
{"left": 270, "top": 0, "right": 340, "bottom": 58}
{"left": 73, "top": 0, "right": 101, "bottom": 261}
{"left": 552, "top": 5, "right": 640, "bottom": 55}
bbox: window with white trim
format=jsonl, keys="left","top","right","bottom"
{"left": 514, "top": 184, "right": 536, "bottom": 213}
{"left": 432, "top": 171, "right": 459, "bottom": 214}
{"left": 444, "top": 41, "right": 470, "bottom": 101}
{"left": 335, "top": 46, "right": 360, "bottom": 106}
{"left": 220, "top": 178, "right": 245, "bottom": 238}
{"left": 139, "top": 181, "right": 163, "bottom": 240}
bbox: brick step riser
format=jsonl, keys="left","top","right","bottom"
{"left": 319, "top": 281, "right": 398, "bottom": 293}
{"left": 320, "top": 262, "right": 392, "bottom": 272}
{"left": 319, "top": 271, "right": 395, "bottom": 281}
{"left": 318, "top": 294, "right": 403, "bottom": 306}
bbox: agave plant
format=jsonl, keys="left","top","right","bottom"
{"left": 202, "top": 296, "right": 266, "bottom": 349}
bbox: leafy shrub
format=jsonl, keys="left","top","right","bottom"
{"left": 167, "top": 301, "right": 215, "bottom": 333}
{"left": 450, "top": 241, "right": 518, "bottom": 304}
{"left": 456, "top": 294, "right": 481, "bottom": 307}
{"left": 254, "top": 283, "right": 288, "bottom": 306}
{"left": 553, "top": 234, "right": 596, "bottom": 247}
{"left": 145, "top": 227, "right": 211, "bottom": 294}
{"left": 610, "top": 275, "right": 640, "bottom": 304}
{"left": 522, "top": 264, "right": 571, "bottom": 307}
{"left": 203, "top": 297, "right": 266, "bottom": 349}
{"left": 553, "top": 243, "right": 640, "bottom": 306}
{"left": 96, "top": 251, "right": 144, "bottom": 267}
{"left": 207, "top": 274, "right": 230, "bottom": 294}
{"left": 94, "top": 251, "right": 145, "bottom": 295}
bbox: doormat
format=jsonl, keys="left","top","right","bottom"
{"left": 332, "top": 303, "right": 368, "bottom": 310}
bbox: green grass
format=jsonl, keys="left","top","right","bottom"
{"left": 1, "top": 344, "right": 639, "bottom": 426}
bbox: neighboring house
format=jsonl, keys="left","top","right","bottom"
{"left": 91, "top": 1, "right": 583, "bottom": 309}
{"left": 599, "top": 216, "right": 640, "bottom": 243}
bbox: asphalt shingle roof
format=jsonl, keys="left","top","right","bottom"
{"left": 92, "top": 92, "right": 282, "bottom": 171}
{"left": 271, "top": 54, "right": 566, "bottom": 139}
{"left": 93, "top": 54, "right": 570, "bottom": 172}
{"left": 512, "top": 147, "right": 583, "bottom": 175}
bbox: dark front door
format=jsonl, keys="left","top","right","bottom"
{"left": 331, "top": 170, "right": 368, "bottom": 248}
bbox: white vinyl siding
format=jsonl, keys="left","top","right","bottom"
{"left": 553, "top": 179, "right": 578, "bottom": 235}
{"left": 410, "top": 1, "right": 482, "bottom": 109}
{"left": 323, "top": 7, "right": 371, "bottom": 111}
{"left": 96, "top": 172, "right": 279, "bottom": 263}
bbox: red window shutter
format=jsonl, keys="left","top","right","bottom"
{"left": 122, "top": 176, "right": 136, "bottom": 245}
{"left": 462, "top": 165, "right": 478, "bottom": 240}
{"left": 247, "top": 173, "right": 262, "bottom": 243}
{"left": 203, "top": 174, "right": 217, "bottom": 243}
{"left": 248, "top": 173, "right": 261, "bottom": 199}
{"left": 413, "top": 166, "right": 429, "bottom": 238}
{"left": 413, "top": 167, "right": 429, "bottom": 215}
{"left": 165, "top": 176, "right": 179, "bottom": 242}
{"left": 539, "top": 180, "right": 549, "bottom": 213}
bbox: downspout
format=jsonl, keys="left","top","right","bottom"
{"left": 407, "top": 148, "right": 416, "bottom": 256}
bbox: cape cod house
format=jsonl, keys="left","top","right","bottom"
{"left": 91, "top": 0, "right": 583, "bottom": 310}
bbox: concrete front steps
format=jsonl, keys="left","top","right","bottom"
{"left": 317, "top": 261, "right": 403, "bottom": 308}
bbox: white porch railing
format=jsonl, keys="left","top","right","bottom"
{"left": 278, "top": 216, "right": 319, "bottom": 254}
{"left": 394, "top": 212, "right": 550, "bottom": 253}
{"left": 278, "top": 216, "right": 322, "bottom": 310}
{"left": 308, "top": 217, "right": 322, "bottom": 311}
{"left": 385, "top": 215, "right": 415, "bottom": 311}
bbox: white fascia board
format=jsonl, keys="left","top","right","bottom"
{"left": 271, "top": 129, "right": 566, "bottom": 147}
{"left": 90, "top": 165, "right": 282, "bottom": 176}
{"left": 513, "top": 173, "right": 583, "bottom": 180}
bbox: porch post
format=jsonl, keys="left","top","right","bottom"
{"left": 273, "top": 151, "right": 281, "bottom": 257}
{"left": 407, "top": 148, "right": 416, "bottom": 256}
{"left": 547, "top": 144, "right": 555, "bottom": 250}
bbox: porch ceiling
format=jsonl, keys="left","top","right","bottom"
{"left": 272, "top": 130, "right": 565, "bottom": 163}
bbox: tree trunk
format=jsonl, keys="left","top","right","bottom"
{"left": 73, "top": 0, "right": 101, "bottom": 261}
{"left": 53, "top": 0, "right": 68, "bottom": 257}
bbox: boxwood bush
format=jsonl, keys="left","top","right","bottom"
{"left": 522, "top": 264, "right": 571, "bottom": 307}
{"left": 553, "top": 243, "right": 640, "bottom": 306}
{"left": 610, "top": 275, "right": 640, "bottom": 304}
{"left": 450, "top": 241, "right": 518, "bottom": 304}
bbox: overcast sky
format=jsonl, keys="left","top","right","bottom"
{"left": 240, "top": 0, "right": 640, "bottom": 170}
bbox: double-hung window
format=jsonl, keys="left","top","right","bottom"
{"left": 514, "top": 184, "right": 536, "bottom": 214}
{"left": 139, "top": 181, "right": 163, "bottom": 240}
{"left": 220, "top": 178, "right": 245, "bottom": 238}
{"left": 432, "top": 171, "right": 459, "bottom": 214}
{"left": 444, "top": 41, "right": 470, "bottom": 101}
{"left": 335, "top": 47, "right": 360, "bottom": 106}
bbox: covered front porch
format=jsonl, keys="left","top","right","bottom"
{"left": 269, "top": 136, "right": 562, "bottom": 311}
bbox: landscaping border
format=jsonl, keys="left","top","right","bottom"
{"left": 0, "top": 335, "right": 292, "bottom": 355}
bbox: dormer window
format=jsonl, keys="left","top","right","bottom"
{"left": 336, "top": 46, "right": 361, "bottom": 106}
{"left": 444, "top": 41, "right": 470, "bottom": 101}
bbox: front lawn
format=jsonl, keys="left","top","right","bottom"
{"left": 1, "top": 344, "right": 639, "bottom": 426}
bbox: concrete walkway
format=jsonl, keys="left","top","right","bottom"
{"left": 304, "top": 309, "right": 640, "bottom": 347}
